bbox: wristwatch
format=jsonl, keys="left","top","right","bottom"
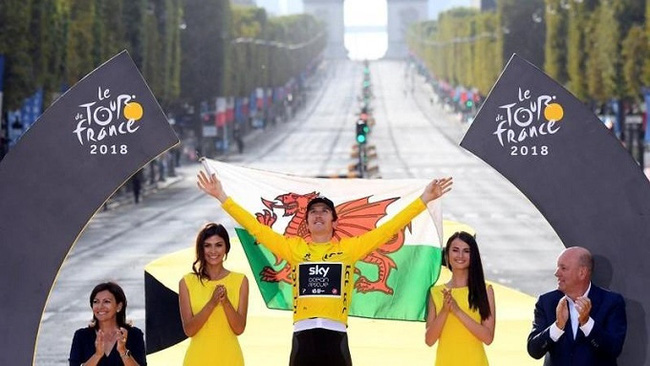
{"left": 120, "top": 349, "right": 131, "bottom": 359}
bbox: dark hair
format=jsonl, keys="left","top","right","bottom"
{"left": 193, "top": 223, "right": 231, "bottom": 281}
{"left": 445, "top": 231, "right": 491, "bottom": 321}
{"left": 89, "top": 282, "right": 128, "bottom": 329}
{"left": 306, "top": 196, "right": 338, "bottom": 221}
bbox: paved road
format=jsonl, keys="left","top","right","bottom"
{"left": 35, "top": 59, "right": 561, "bottom": 365}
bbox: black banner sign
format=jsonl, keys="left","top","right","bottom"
{"left": 0, "top": 51, "right": 178, "bottom": 365}
{"left": 460, "top": 54, "right": 650, "bottom": 364}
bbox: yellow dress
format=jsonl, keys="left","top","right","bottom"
{"left": 430, "top": 285, "right": 489, "bottom": 366}
{"left": 183, "top": 271, "right": 245, "bottom": 366}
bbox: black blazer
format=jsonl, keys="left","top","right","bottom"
{"left": 527, "top": 284, "right": 626, "bottom": 366}
{"left": 69, "top": 325, "right": 147, "bottom": 366}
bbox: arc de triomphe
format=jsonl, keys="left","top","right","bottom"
{"left": 303, "top": 0, "right": 428, "bottom": 59}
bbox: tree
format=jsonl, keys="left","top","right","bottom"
{"left": 139, "top": 0, "right": 183, "bottom": 109}
{"left": 566, "top": 0, "right": 596, "bottom": 101}
{"left": 65, "top": 0, "right": 95, "bottom": 85}
{"left": 142, "top": 5, "right": 162, "bottom": 98}
{"left": 123, "top": 0, "right": 147, "bottom": 68}
{"left": 405, "top": 9, "right": 499, "bottom": 96}
{"left": 30, "top": 0, "right": 69, "bottom": 106}
{"left": 472, "top": 12, "right": 500, "bottom": 96}
{"left": 437, "top": 8, "right": 479, "bottom": 85}
{"left": 180, "top": 0, "right": 230, "bottom": 106}
{"left": 585, "top": 3, "right": 619, "bottom": 102}
{"left": 93, "top": 0, "right": 126, "bottom": 65}
{"left": 160, "top": 0, "right": 183, "bottom": 107}
{"left": 497, "top": 0, "right": 545, "bottom": 69}
{"left": 644, "top": 0, "right": 650, "bottom": 86}
{"left": 0, "top": 0, "right": 36, "bottom": 110}
{"left": 621, "top": 25, "right": 648, "bottom": 99}
{"left": 228, "top": 7, "right": 262, "bottom": 97}
{"left": 544, "top": 0, "right": 569, "bottom": 84}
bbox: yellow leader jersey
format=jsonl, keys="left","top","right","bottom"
{"left": 222, "top": 196, "right": 426, "bottom": 326}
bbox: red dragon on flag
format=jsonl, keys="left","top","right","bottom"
{"left": 254, "top": 191, "right": 411, "bottom": 295}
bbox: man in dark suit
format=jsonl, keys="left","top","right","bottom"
{"left": 527, "top": 246, "right": 627, "bottom": 365}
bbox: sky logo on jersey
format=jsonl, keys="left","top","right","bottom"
{"left": 299, "top": 262, "right": 342, "bottom": 297}
{"left": 308, "top": 264, "right": 330, "bottom": 277}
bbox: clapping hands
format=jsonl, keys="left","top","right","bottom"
{"left": 211, "top": 284, "right": 228, "bottom": 306}
{"left": 441, "top": 287, "right": 460, "bottom": 315}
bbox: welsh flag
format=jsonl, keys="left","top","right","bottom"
{"left": 203, "top": 159, "right": 446, "bottom": 322}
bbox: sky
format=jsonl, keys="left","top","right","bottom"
{"left": 344, "top": 0, "right": 387, "bottom": 27}
{"left": 255, "top": 0, "right": 473, "bottom": 21}
{"left": 254, "top": 0, "right": 474, "bottom": 59}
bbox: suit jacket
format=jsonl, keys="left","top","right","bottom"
{"left": 527, "top": 284, "right": 627, "bottom": 366}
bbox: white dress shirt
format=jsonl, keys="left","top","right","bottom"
{"left": 549, "top": 283, "right": 595, "bottom": 341}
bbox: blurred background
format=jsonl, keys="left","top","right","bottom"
{"left": 2, "top": 0, "right": 649, "bottom": 364}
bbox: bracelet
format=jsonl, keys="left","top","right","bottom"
{"left": 120, "top": 349, "right": 131, "bottom": 358}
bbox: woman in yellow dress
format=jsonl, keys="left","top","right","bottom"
{"left": 179, "top": 223, "right": 250, "bottom": 365}
{"left": 425, "top": 231, "right": 495, "bottom": 366}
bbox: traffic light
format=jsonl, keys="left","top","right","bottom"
{"left": 466, "top": 100, "right": 473, "bottom": 108}
{"left": 356, "top": 120, "right": 368, "bottom": 144}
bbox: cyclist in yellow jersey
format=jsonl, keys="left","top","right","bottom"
{"left": 197, "top": 170, "right": 453, "bottom": 366}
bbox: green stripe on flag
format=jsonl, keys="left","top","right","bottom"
{"left": 351, "top": 245, "right": 441, "bottom": 321}
{"left": 236, "top": 228, "right": 293, "bottom": 310}
{"left": 236, "top": 228, "right": 442, "bottom": 322}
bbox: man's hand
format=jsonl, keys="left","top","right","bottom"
{"left": 197, "top": 170, "right": 228, "bottom": 203}
{"left": 575, "top": 296, "right": 592, "bottom": 326}
{"left": 420, "top": 177, "right": 453, "bottom": 203}
{"left": 555, "top": 296, "right": 568, "bottom": 330}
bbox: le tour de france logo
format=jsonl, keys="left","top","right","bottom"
{"left": 492, "top": 87, "right": 565, "bottom": 156}
{"left": 72, "top": 86, "right": 144, "bottom": 155}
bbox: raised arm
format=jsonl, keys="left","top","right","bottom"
{"left": 197, "top": 169, "right": 295, "bottom": 260}
{"left": 348, "top": 177, "right": 453, "bottom": 259}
